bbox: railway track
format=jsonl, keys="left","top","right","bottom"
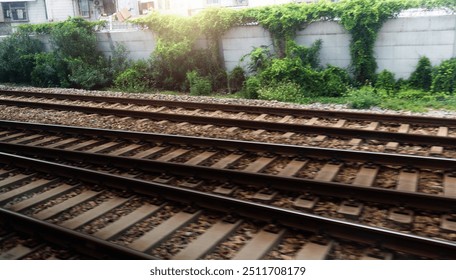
{"left": 0, "top": 89, "right": 455, "bottom": 259}
{"left": 0, "top": 152, "right": 455, "bottom": 260}
{"left": 0, "top": 120, "right": 455, "bottom": 258}
{"left": 1, "top": 90, "right": 456, "bottom": 155}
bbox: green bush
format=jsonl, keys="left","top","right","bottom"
{"left": 0, "top": 31, "right": 43, "bottom": 83}
{"left": 228, "top": 66, "right": 246, "bottom": 94}
{"left": 186, "top": 70, "right": 212, "bottom": 96}
{"left": 432, "top": 58, "right": 456, "bottom": 94}
{"left": 258, "top": 81, "right": 304, "bottom": 102}
{"left": 286, "top": 39, "right": 322, "bottom": 69}
{"left": 321, "top": 66, "right": 352, "bottom": 97}
{"left": 375, "top": 70, "right": 396, "bottom": 93}
{"left": 408, "top": 56, "right": 432, "bottom": 91}
{"left": 346, "top": 86, "right": 381, "bottom": 109}
{"left": 31, "top": 53, "right": 66, "bottom": 87}
{"left": 50, "top": 17, "right": 101, "bottom": 63}
{"left": 114, "top": 60, "right": 153, "bottom": 92}
{"left": 240, "top": 76, "right": 260, "bottom": 99}
{"left": 110, "top": 43, "right": 131, "bottom": 78}
{"left": 67, "top": 58, "right": 110, "bottom": 89}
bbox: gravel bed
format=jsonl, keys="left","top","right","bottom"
{"left": 3, "top": 85, "right": 456, "bottom": 119}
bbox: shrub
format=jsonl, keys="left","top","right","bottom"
{"left": 186, "top": 70, "right": 212, "bottom": 96}
{"left": 67, "top": 58, "right": 110, "bottom": 89}
{"left": 346, "top": 86, "right": 381, "bottom": 109}
{"left": 321, "top": 66, "right": 352, "bottom": 97}
{"left": 258, "top": 81, "right": 304, "bottom": 102}
{"left": 432, "top": 58, "right": 456, "bottom": 94}
{"left": 114, "top": 60, "right": 153, "bottom": 92}
{"left": 31, "top": 53, "right": 66, "bottom": 87}
{"left": 0, "top": 31, "right": 43, "bottom": 83}
{"left": 408, "top": 56, "right": 432, "bottom": 91}
{"left": 286, "top": 39, "right": 322, "bottom": 69}
{"left": 240, "top": 76, "right": 260, "bottom": 99}
{"left": 228, "top": 66, "right": 246, "bottom": 94}
{"left": 375, "top": 70, "right": 396, "bottom": 93}
{"left": 110, "top": 43, "right": 131, "bottom": 78}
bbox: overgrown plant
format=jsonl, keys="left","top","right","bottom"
{"left": 408, "top": 56, "right": 432, "bottom": 91}
{"left": 0, "top": 31, "right": 43, "bottom": 83}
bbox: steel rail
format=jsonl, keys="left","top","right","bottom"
{"left": 0, "top": 152, "right": 454, "bottom": 259}
{"left": 1, "top": 142, "right": 454, "bottom": 212}
{"left": 1, "top": 99, "right": 456, "bottom": 148}
{"left": 1, "top": 120, "right": 455, "bottom": 170}
{"left": 2, "top": 89, "right": 456, "bottom": 127}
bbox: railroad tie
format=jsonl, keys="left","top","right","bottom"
{"left": 440, "top": 214, "right": 456, "bottom": 233}
{"left": 337, "top": 200, "right": 363, "bottom": 219}
{"left": 107, "top": 143, "right": 143, "bottom": 156}
{"left": 93, "top": 203, "right": 163, "bottom": 240}
{"left": 0, "top": 173, "right": 35, "bottom": 189}
{"left": 314, "top": 163, "right": 342, "bottom": 182}
{"left": 59, "top": 197, "right": 130, "bottom": 230}
{"left": 277, "top": 159, "right": 308, "bottom": 177}
{"left": 0, "top": 132, "right": 28, "bottom": 142}
{"left": 131, "top": 146, "right": 168, "bottom": 159}
{"left": 44, "top": 137, "right": 80, "bottom": 149}
{"left": 211, "top": 153, "right": 244, "bottom": 169}
{"left": 293, "top": 194, "right": 318, "bottom": 210}
{"left": 8, "top": 184, "right": 76, "bottom": 212}
{"left": 385, "top": 124, "right": 410, "bottom": 151}
{"left": 352, "top": 165, "right": 379, "bottom": 187}
{"left": 32, "top": 190, "right": 101, "bottom": 220}
{"left": 185, "top": 151, "right": 217, "bottom": 166}
{"left": 128, "top": 209, "right": 202, "bottom": 252}
{"left": 26, "top": 136, "right": 60, "bottom": 146}
{"left": 0, "top": 179, "right": 55, "bottom": 204}
{"left": 396, "top": 169, "right": 419, "bottom": 192}
{"left": 231, "top": 226, "right": 286, "bottom": 260}
{"left": 8, "top": 134, "right": 43, "bottom": 144}
{"left": 429, "top": 126, "right": 448, "bottom": 155}
{"left": 294, "top": 239, "right": 334, "bottom": 260}
{"left": 243, "top": 156, "right": 276, "bottom": 173}
{"left": 85, "top": 141, "right": 123, "bottom": 153}
{"left": 172, "top": 218, "right": 242, "bottom": 260}
{"left": 443, "top": 173, "right": 456, "bottom": 197}
{"left": 0, "top": 244, "right": 41, "bottom": 260}
{"left": 361, "top": 249, "right": 393, "bottom": 260}
{"left": 156, "top": 148, "right": 191, "bottom": 162}
{"left": 65, "top": 139, "right": 101, "bottom": 151}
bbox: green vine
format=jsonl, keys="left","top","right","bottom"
{"left": 242, "top": 2, "right": 334, "bottom": 58}
{"left": 336, "top": 0, "right": 412, "bottom": 85}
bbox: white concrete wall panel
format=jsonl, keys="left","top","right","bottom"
{"left": 221, "top": 25, "right": 273, "bottom": 72}
{"left": 295, "top": 21, "right": 351, "bottom": 69}
{"left": 96, "top": 30, "right": 156, "bottom": 61}
{"left": 375, "top": 15, "right": 456, "bottom": 78}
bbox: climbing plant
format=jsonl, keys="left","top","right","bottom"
{"left": 242, "top": 2, "right": 334, "bottom": 58}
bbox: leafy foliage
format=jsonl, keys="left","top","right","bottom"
{"left": 186, "top": 70, "right": 212, "bottom": 96}
{"left": 228, "top": 66, "right": 246, "bottom": 94}
{"left": 0, "top": 31, "right": 44, "bottom": 83}
{"left": 408, "top": 56, "right": 432, "bottom": 91}
{"left": 114, "top": 60, "right": 154, "bottom": 92}
{"left": 346, "top": 86, "right": 381, "bottom": 109}
{"left": 431, "top": 58, "right": 456, "bottom": 94}
{"left": 375, "top": 70, "right": 396, "bottom": 93}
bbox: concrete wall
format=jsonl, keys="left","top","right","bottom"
{"left": 375, "top": 15, "right": 456, "bottom": 78}
{"left": 221, "top": 25, "right": 273, "bottom": 71}
{"left": 295, "top": 21, "right": 351, "bottom": 69}
{"left": 96, "top": 30, "right": 156, "bottom": 61}
{"left": 220, "top": 15, "right": 456, "bottom": 78}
